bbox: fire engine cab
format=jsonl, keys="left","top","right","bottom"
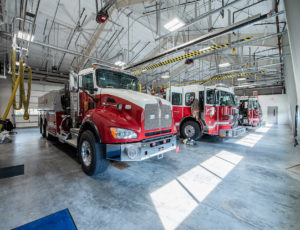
{"left": 239, "top": 96, "right": 262, "bottom": 126}
{"left": 38, "top": 65, "right": 177, "bottom": 176}
{"left": 166, "top": 84, "right": 246, "bottom": 140}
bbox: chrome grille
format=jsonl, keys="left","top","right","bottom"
{"left": 144, "top": 104, "right": 172, "bottom": 131}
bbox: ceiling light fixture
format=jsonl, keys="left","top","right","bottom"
{"left": 164, "top": 18, "right": 185, "bottom": 32}
{"left": 219, "top": 63, "right": 231, "bottom": 68}
{"left": 161, "top": 74, "right": 170, "bottom": 79}
{"left": 115, "top": 61, "right": 126, "bottom": 67}
{"left": 237, "top": 77, "right": 246, "bottom": 81}
{"left": 17, "top": 31, "right": 34, "bottom": 41}
{"left": 199, "top": 47, "right": 211, "bottom": 52}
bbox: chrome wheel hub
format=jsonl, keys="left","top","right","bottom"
{"left": 81, "top": 141, "right": 92, "bottom": 167}
{"left": 184, "top": 125, "right": 195, "bottom": 138}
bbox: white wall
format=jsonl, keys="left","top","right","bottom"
{"left": 282, "top": 34, "right": 298, "bottom": 132}
{"left": 0, "top": 78, "right": 13, "bottom": 121}
{"left": 0, "top": 77, "right": 63, "bottom": 128}
{"left": 258, "top": 94, "right": 289, "bottom": 125}
{"left": 15, "top": 81, "right": 63, "bottom": 128}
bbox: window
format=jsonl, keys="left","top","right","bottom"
{"left": 220, "top": 91, "right": 236, "bottom": 106}
{"left": 172, "top": 92, "right": 182, "bottom": 105}
{"left": 14, "top": 108, "right": 39, "bottom": 116}
{"left": 96, "top": 69, "right": 138, "bottom": 91}
{"left": 82, "top": 73, "right": 94, "bottom": 89}
{"left": 185, "top": 92, "right": 195, "bottom": 106}
{"left": 199, "top": 91, "right": 204, "bottom": 111}
{"left": 252, "top": 100, "right": 258, "bottom": 109}
{"left": 206, "top": 89, "right": 216, "bottom": 105}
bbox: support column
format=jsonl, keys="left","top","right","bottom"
{"left": 284, "top": 0, "right": 300, "bottom": 138}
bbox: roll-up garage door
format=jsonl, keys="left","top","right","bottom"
{"left": 14, "top": 81, "right": 63, "bottom": 128}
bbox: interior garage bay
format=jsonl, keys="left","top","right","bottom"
{"left": 0, "top": 0, "right": 300, "bottom": 229}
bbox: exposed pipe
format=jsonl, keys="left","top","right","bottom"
{"left": 128, "top": 41, "right": 151, "bottom": 64}
{"left": 0, "top": 32, "right": 116, "bottom": 68}
{"left": 126, "top": 11, "right": 284, "bottom": 70}
{"left": 274, "top": 0, "right": 284, "bottom": 80}
{"left": 25, "top": 0, "right": 40, "bottom": 57}
{"left": 143, "top": 0, "right": 201, "bottom": 14}
{"left": 155, "top": 0, "right": 244, "bottom": 41}
{"left": 57, "top": 7, "right": 86, "bottom": 70}
{"left": 232, "top": 0, "right": 266, "bottom": 24}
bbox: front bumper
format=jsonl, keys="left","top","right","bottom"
{"left": 106, "top": 135, "right": 177, "bottom": 161}
{"left": 219, "top": 126, "right": 246, "bottom": 137}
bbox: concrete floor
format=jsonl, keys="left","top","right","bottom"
{"left": 0, "top": 125, "right": 299, "bottom": 230}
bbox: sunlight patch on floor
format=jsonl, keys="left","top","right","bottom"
{"left": 235, "top": 133, "right": 263, "bottom": 147}
{"left": 150, "top": 180, "right": 198, "bottom": 230}
{"left": 255, "top": 126, "right": 270, "bottom": 133}
{"left": 150, "top": 151, "right": 243, "bottom": 230}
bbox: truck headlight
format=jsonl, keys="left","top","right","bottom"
{"left": 110, "top": 127, "right": 138, "bottom": 139}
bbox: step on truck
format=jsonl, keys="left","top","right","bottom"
{"left": 38, "top": 65, "right": 177, "bottom": 176}
{"left": 166, "top": 84, "right": 246, "bottom": 140}
{"left": 238, "top": 96, "right": 262, "bottom": 127}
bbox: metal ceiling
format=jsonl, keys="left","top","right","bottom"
{"left": 0, "top": 0, "right": 287, "bottom": 92}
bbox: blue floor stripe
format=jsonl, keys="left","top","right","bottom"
{"left": 13, "top": 209, "right": 77, "bottom": 230}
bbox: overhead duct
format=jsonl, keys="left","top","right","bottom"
{"left": 125, "top": 11, "right": 284, "bottom": 70}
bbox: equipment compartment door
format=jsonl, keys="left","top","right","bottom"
{"left": 205, "top": 88, "right": 219, "bottom": 135}
{"left": 169, "top": 87, "right": 183, "bottom": 127}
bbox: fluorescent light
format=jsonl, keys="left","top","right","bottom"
{"left": 0, "top": 75, "right": 7, "bottom": 79}
{"left": 161, "top": 74, "right": 170, "bottom": 79}
{"left": 164, "top": 18, "right": 185, "bottom": 32}
{"left": 17, "top": 31, "right": 34, "bottom": 41}
{"left": 199, "top": 47, "right": 211, "bottom": 52}
{"left": 219, "top": 62, "right": 231, "bottom": 68}
{"left": 237, "top": 77, "right": 246, "bottom": 81}
{"left": 115, "top": 61, "right": 126, "bottom": 67}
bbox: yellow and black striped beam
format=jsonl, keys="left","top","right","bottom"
{"left": 153, "top": 70, "right": 265, "bottom": 90}
{"left": 133, "top": 36, "right": 253, "bottom": 75}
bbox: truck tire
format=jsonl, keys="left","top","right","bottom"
{"left": 78, "top": 130, "right": 109, "bottom": 176}
{"left": 181, "top": 120, "right": 202, "bottom": 140}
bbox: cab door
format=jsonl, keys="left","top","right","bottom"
{"left": 204, "top": 88, "right": 219, "bottom": 135}
{"left": 79, "top": 72, "right": 96, "bottom": 118}
{"left": 169, "top": 86, "right": 183, "bottom": 127}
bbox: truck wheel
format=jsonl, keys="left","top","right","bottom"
{"left": 79, "top": 130, "right": 109, "bottom": 176}
{"left": 181, "top": 120, "right": 202, "bottom": 140}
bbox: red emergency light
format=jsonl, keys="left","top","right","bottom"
{"left": 96, "top": 10, "right": 109, "bottom": 23}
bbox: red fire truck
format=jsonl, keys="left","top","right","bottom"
{"left": 166, "top": 84, "right": 246, "bottom": 140}
{"left": 239, "top": 96, "right": 262, "bottom": 127}
{"left": 38, "top": 65, "right": 177, "bottom": 176}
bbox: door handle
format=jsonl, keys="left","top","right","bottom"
{"left": 174, "top": 110, "right": 179, "bottom": 114}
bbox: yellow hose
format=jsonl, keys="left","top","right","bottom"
{"left": 0, "top": 49, "right": 32, "bottom": 130}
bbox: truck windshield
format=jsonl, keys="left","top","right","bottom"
{"left": 220, "top": 91, "right": 236, "bottom": 106}
{"left": 96, "top": 69, "right": 139, "bottom": 91}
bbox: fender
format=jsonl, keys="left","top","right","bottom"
{"left": 179, "top": 116, "right": 204, "bottom": 132}
{"left": 77, "top": 119, "right": 102, "bottom": 146}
